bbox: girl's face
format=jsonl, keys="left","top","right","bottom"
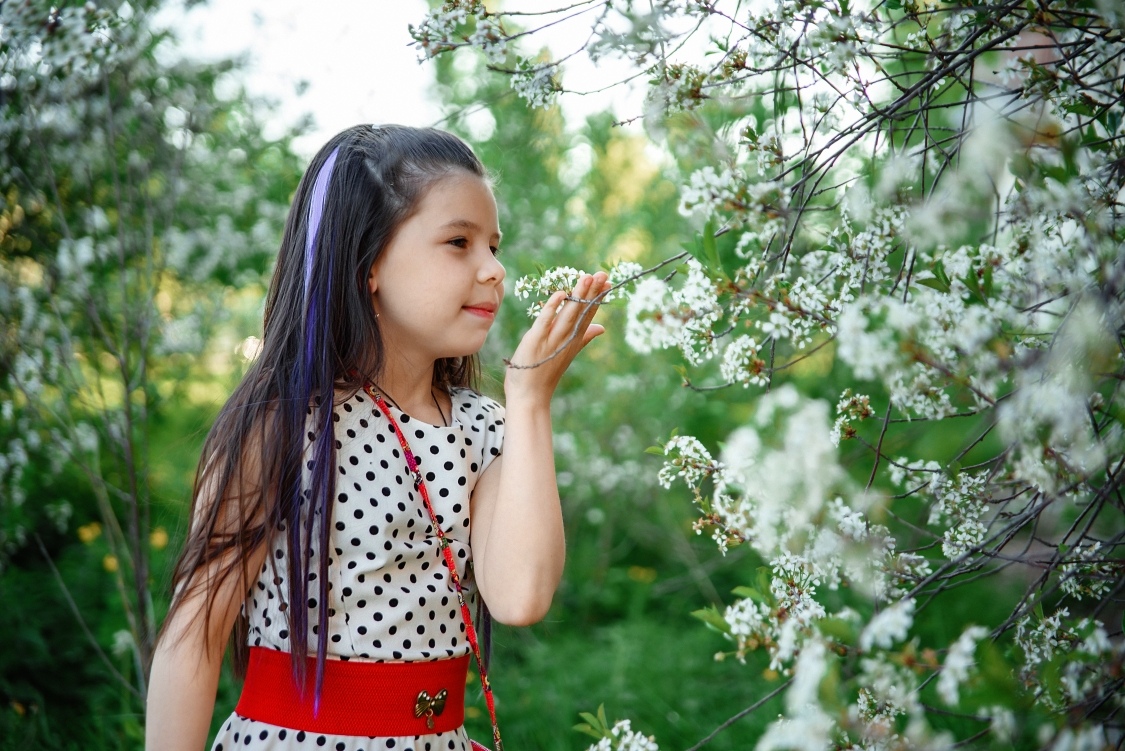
{"left": 367, "top": 171, "right": 505, "bottom": 365}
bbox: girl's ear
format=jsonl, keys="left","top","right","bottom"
{"left": 367, "top": 263, "right": 378, "bottom": 295}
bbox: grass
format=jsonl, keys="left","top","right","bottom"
{"left": 462, "top": 614, "right": 782, "bottom": 751}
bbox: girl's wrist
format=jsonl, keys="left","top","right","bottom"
{"left": 500, "top": 386, "right": 554, "bottom": 417}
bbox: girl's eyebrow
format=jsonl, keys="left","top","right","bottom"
{"left": 440, "top": 218, "right": 502, "bottom": 242}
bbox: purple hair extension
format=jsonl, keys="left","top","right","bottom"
{"left": 304, "top": 147, "right": 340, "bottom": 295}
{"left": 288, "top": 146, "right": 341, "bottom": 709}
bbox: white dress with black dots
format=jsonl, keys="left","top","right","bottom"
{"left": 210, "top": 387, "right": 505, "bottom": 751}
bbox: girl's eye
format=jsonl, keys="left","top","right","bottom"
{"left": 448, "top": 237, "right": 468, "bottom": 248}
{"left": 490, "top": 246, "right": 501, "bottom": 257}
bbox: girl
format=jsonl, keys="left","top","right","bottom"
{"left": 146, "top": 124, "right": 609, "bottom": 751}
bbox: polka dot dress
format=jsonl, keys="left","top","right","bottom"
{"left": 210, "top": 387, "right": 505, "bottom": 751}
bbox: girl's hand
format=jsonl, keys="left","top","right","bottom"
{"left": 473, "top": 272, "right": 609, "bottom": 622}
{"left": 505, "top": 271, "right": 609, "bottom": 405}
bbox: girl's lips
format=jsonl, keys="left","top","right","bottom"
{"left": 462, "top": 305, "right": 497, "bottom": 319}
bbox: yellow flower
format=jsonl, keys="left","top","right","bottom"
{"left": 627, "top": 565, "right": 657, "bottom": 584}
{"left": 10, "top": 700, "right": 25, "bottom": 716}
{"left": 77, "top": 522, "right": 102, "bottom": 544}
{"left": 103, "top": 554, "right": 118, "bottom": 573}
{"left": 150, "top": 526, "right": 168, "bottom": 550}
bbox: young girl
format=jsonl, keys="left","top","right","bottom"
{"left": 146, "top": 124, "right": 609, "bottom": 751}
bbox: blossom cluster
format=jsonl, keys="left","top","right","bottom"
{"left": 409, "top": 1, "right": 560, "bottom": 108}
{"left": 429, "top": 0, "right": 1125, "bottom": 745}
{"left": 584, "top": 720, "right": 659, "bottom": 751}
{"left": 513, "top": 260, "right": 642, "bottom": 317}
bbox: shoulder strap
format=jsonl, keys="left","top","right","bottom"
{"left": 363, "top": 383, "right": 504, "bottom": 751}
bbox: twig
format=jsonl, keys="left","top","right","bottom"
{"left": 34, "top": 535, "right": 142, "bottom": 701}
{"left": 682, "top": 678, "right": 792, "bottom": 751}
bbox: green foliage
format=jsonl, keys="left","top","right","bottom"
{"left": 418, "top": 0, "right": 1125, "bottom": 748}
{"left": 463, "top": 616, "right": 780, "bottom": 751}
{"left": 0, "top": 0, "right": 302, "bottom": 747}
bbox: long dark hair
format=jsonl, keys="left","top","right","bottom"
{"left": 162, "top": 124, "right": 488, "bottom": 692}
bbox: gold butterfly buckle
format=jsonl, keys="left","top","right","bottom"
{"left": 414, "top": 688, "right": 449, "bottom": 729}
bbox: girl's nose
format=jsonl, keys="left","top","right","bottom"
{"left": 479, "top": 249, "right": 506, "bottom": 284}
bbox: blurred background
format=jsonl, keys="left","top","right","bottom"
{"left": 0, "top": 1, "right": 760, "bottom": 748}
{"left": 9, "top": 0, "right": 1120, "bottom": 748}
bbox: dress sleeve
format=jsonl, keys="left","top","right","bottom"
{"left": 474, "top": 393, "right": 505, "bottom": 476}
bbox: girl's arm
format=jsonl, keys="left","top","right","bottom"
{"left": 470, "top": 272, "right": 609, "bottom": 625}
{"left": 146, "top": 547, "right": 267, "bottom": 751}
{"left": 146, "top": 456, "right": 269, "bottom": 750}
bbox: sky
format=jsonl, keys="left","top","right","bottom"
{"left": 166, "top": 0, "right": 646, "bottom": 158}
{"left": 169, "top": 0, "right": 443, "bottom": 156}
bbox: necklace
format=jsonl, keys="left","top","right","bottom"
{"left": 374, "top": 385, "right": 449, "bottom": 428}
{"left": 431, "top": 389, "right": 449, "bottom": 428}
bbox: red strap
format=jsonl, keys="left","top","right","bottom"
{"left": 235, "top": 648, "right": 468, "bottom": 736}
{"left": 364, "top": 383, "right": 504, "bottom": 751}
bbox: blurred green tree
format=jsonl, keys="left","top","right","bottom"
{"left": 0, "top": 1, "right": 302, "bottom": 746}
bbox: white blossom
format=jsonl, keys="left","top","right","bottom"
{"left": 679, "top": 165, "right": 741, "bottom": 220}
{"left": 860, "top": 598, "right": 915, "bottom": 651}
{"left": 756, "top": 714, "right": 833, "bottom": 751}
{"left": 980, "top": 705, "right": 1016, "bottom": 743}
{"left": 658, "top": 435, "right": 719, "bottom": 489}
{"left": 585, "top": 720, "right": 659, "bottom": 751}
{"left": 1015, "top": 608, "right": 1071, "bottom": 676}
{"left": 720, "top": 335, "right": 765, "bottom": 387}
{"left": 937, "top": 625, "right": 987, "bottom": 705}
{"left": 510, "top": 60, "right": 559, "bottom": 109}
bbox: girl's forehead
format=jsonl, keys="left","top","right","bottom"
{"left": 426, "top": 169, "right": 493, "bottom": 196}
{"left": 415, "top": 172, "right": 499, "bottom": 226}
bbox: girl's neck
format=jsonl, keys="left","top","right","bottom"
{"left": 374, "top": 357, "right": 450, "bottom": 426}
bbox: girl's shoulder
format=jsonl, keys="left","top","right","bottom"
{"left": 450, "top": 388, "right": 505, "bottom": 455}
{"left": 450, "top": 386, "right": 504, "bottom": 417}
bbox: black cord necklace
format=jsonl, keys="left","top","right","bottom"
{"left": 431, "top": 388, "right": 449, "bottom": 428}
{"left": 375, "top": 385, "right": 449, "bottom": 428}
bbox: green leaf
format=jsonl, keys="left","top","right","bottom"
{"left": 816, "top": 616, "right": 858, "bottom": 643}
{"left": 702, "top": 217, "right": 721, "bottom": 271}
{"left": 933, "top": 259, "right": 951, "bottom": 288}
{"left": 756, "top": 566, "right": 772, "bottom": 595}
{"left": 962, "top": 272, "right": 987, "bottom": 304}
{"left": 574, "top": 705, "right": 613, "bottom": 739}
{"left": 916, "top": 277, "right": 950, "bottom": 293}
{"left": 886, "top": 0, "right": 903, "bottom": 8}
{"left": 645, "top": 446, "right": 666, "bottom": 456}
{"left": 732, "top": 585, "right": 769, "bottom": 603}
{"left": 818, "top": 655, "right": 843, "bottom": 711}
{"left": 693, "top": 606, "right": 732, "bottom": 635}
{"left": 573, "top": 723, "right": 604, "bottom": 740}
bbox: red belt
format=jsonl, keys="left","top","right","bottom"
{"left": 235, "top": 647, "right": 468, "bottom": 736}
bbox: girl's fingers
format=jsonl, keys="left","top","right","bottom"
{"left": 531, "top": 290, "right": 566, "bottom": 333}
{"left": 522, "top": 272, "right": 608, "bottom": 361}
{"left": 581, "top": 323, "right": 606, "bottom": 347}
{"left": 557, "top": 273, "right": 607, "bottom": 332}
